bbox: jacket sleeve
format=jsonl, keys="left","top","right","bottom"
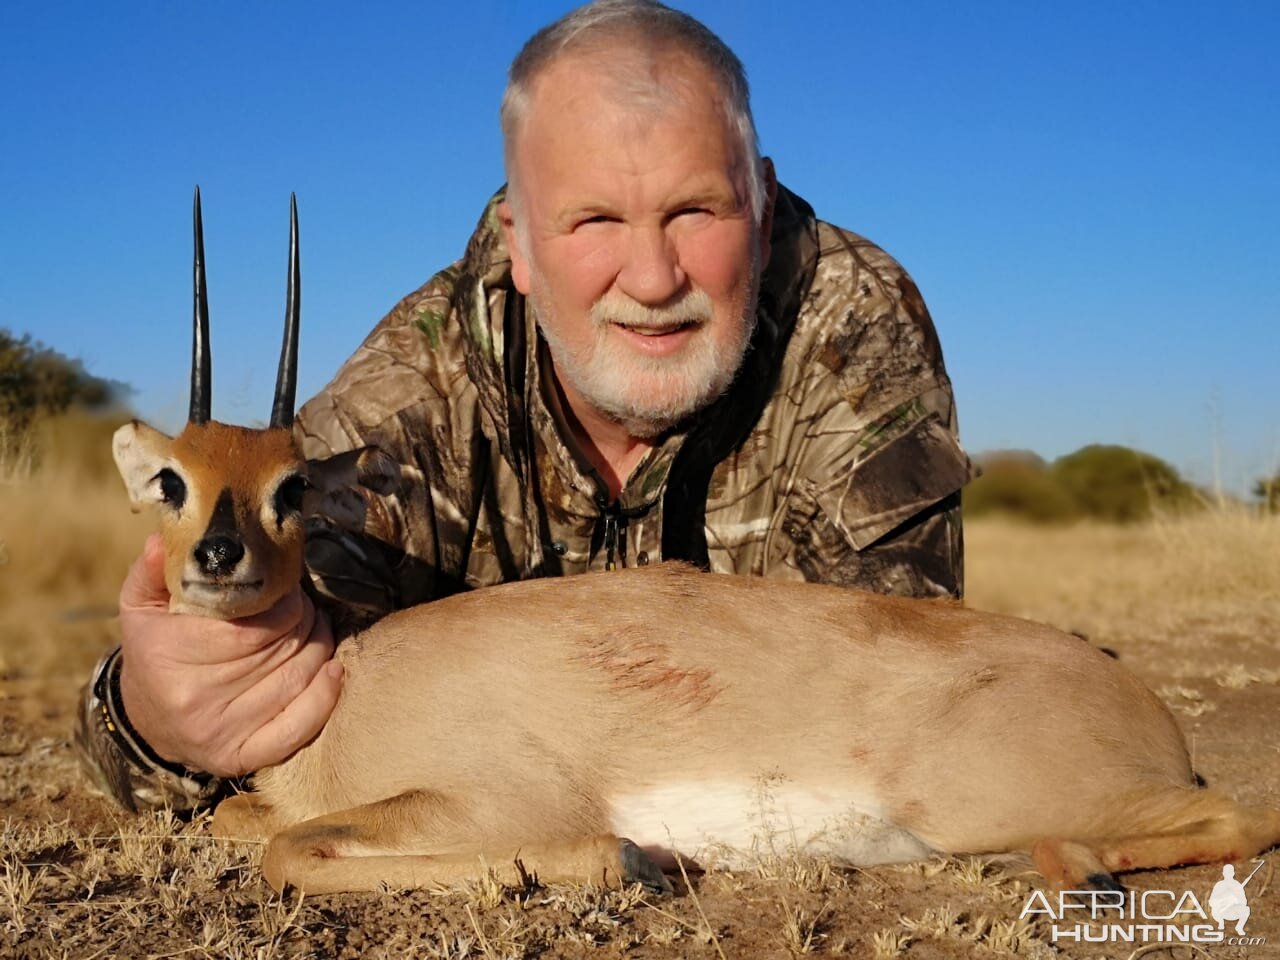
{"left": 770, "top": 225, "right": 976, "bottom": 598}
{"left": 293, "top": 264, "right": 487, "bottom": 634}
{"left": 779, "top": 394, "right": 970, "bottom": 598}
{"left": 73, "top": 647, "right": 224, "bottom": 812}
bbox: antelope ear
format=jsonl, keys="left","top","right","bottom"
{"left": 352, "top": 447, "right": 400, "bottom": 495}
{"left": 113, "top": 421, "right": 176, "bottom": 509}
{"left": 306, "top": 446, "right": 401, "bottom": 498}
{"left": 303, "top": 446, "right": 402, "bottom": 532}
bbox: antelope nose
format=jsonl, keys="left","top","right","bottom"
{"left": 194, "top": 535, "right": 245, "bottom": 575}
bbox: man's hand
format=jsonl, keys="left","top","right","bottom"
{"left": 117, "top": 534, "right": 344, "bottom": 777}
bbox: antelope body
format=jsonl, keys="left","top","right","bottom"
{"left": 114, "top": 193, "right": 1280, "bottom": 895}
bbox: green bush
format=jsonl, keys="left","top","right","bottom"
{"left": 966, "top": 445, "right": 1201, "bottom": 524}
{"left": 1256, "top": 474, "right": 1280, "bottom": 514}
{"left": 1049, "top": 444, "right": 1199, "bottom": 523}
{"left": 965, "top": 451, "right": 1080, "bottom": 523}
{"left": 1, "top": 329, "right": 125, "bottom": 432}
{"left": 1, "top": 328, "right": 131, "bottom": 475}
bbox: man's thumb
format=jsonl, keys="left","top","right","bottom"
{"left": 119, "top": 534, "right": 170, "bottom": 611}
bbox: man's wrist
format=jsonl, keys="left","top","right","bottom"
{"left": 74, "top": 647, "right": 221, "bottom": 812}
{"left": 94, "top": 647, "right": 181, "bottom": 774}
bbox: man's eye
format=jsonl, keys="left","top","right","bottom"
{"left": 577, "top": 215, "right": 614, "bottom": 228}
{"left": 156, "top": 468, "right": 186, "bottom": 509}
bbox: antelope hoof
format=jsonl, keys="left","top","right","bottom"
{"left": 619, "top": 839, "right": 673, "bottom": 896}
{"left": 1085, "top": 871, "right": 1125, "bottom": 893}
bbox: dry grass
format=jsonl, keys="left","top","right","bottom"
{"left": 966, "top": 509, "right": 1280, "bottom": 639}
{"left": 0, "top": 414, "right": 151, "bottom": 734}
{"left": 2, "top": 418, "right": 1279, "bottom": 957}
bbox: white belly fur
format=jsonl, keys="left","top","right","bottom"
{"left": 607, "top": 779, "right": 934, "bottom": 870}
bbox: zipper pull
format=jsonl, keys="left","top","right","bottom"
{"left": 603, "top": 508, "right": 628, "bottom": 571}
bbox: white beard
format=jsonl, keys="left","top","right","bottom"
{"left": 530, "top": 269, "right": 759, "bottom": 440}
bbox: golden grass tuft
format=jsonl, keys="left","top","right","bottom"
{"left": 0, "top": 412, "right": 153, "bottom": 686}
{"left": 964, "top": 508, "right": 1280, "bottom": 646}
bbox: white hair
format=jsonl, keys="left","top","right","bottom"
{"left": 500, "top": 0, "right": 766, "bottom": 231}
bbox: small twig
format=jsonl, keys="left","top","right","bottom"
{"left": 843, "top": 863, "right": 891, "bottom": 889}
{"left": 63, "top": 936, "right": 129, "bottom": 960}
{"left": 671, "top": 850, "right": 727, "bottom": 960}
{"left": 464, "top": 902, "right": 497, "bottom": 960}
{"left": 636, "top": 896, "right": 699, "bottom": 932}
{"left": 96, "top": 833, "right": 256, "bottom": 845}
{"left": 146, "top": 946, "right": 210, "bottom": 959}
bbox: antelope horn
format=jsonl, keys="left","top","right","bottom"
{"left": 190, "top": 186, "right": 212, "bottom": 424}
{"left": 270, "top": 193, "right": 299, "bottom": 429}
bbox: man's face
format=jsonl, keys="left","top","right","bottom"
{"left": 501, "top": 54, "right": 774, "bottom": 438}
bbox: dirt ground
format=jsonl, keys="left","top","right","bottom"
{"left": 1, "top": 513, "right": 1278, "bottom": 959}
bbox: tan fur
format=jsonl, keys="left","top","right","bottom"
{"left": 114, "top": 421, "right": 306, "bottom": 618}
{"left": 119, "top": 419, "right": 1280, "bottom": 895}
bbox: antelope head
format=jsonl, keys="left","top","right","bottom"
{"left": 113, "top": 189, "right": 393, "bottom": 619}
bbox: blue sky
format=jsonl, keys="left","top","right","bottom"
{"left": 2, "top": 1, "right": 1277, "bottom": 493}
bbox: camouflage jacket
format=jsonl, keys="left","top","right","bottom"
{"left": 75, "top": 183, "right": 975, "bottom": 811}
{"left": 299, "top": 184, "right": 974, "bottom": 621}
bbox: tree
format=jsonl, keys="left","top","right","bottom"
{"left": 0, "top": 329, "right": 126, "bottom": 432}
{"left": 965, "top": 450, "right": 1080, "bottom": 523}
{"left": 1255, "top": 474, "right": 1280, "bottom": 514}
{"left": 1051, "top": 444, "right": 1198, "bottom": 523}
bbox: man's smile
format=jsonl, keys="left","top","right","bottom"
{"left": 611, "top": 322, "right": 698, "bottom": 355}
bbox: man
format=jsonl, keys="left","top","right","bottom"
{"left": 77, "top": 0, "right": 974, "bottom": 811}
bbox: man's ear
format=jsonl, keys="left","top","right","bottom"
{"left": 758, "top": 157, "right": 778, "bottom": 270}
{"left": 112, "top": 421, "right": 176, "bottom": 510}
{"left": 498, "top": 197, "right": 532, "bottom": 295}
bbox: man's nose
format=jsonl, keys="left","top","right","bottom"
{"left": 616, "top": 226, "right": 686, "bottom": 305}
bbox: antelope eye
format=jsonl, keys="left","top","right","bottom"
{"left": 155, "top": 468, "right": 186, "bottom": 509}
{"left": 275, "top": 475, "right": 308, "bottom": 516}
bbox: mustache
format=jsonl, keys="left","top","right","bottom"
{"left": 591, "top": 289, "right": 713, "bottom": 331}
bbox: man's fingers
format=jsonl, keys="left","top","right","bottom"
{"left": 226, "top": 586, "right": 309, "bottom": 655}
{"left": 142, "top": 532, "right": 165, "bottom": 581}
{"left": 233, "top": 600, "right": 331, "bottom": 682}
{"left": 170, "top": 588, "right": 312, "bottom": 665}
{"left": 225, "top": 615, "right": 337, "bottom": 725}
{"left": 233, "top": 660, "right": 345, "bottom": 773}
{"left": 119, "top": 534, "right": 170, "bottom": 612}
{"left": 116, "top": 551, "right": 341, "bottom": 774}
